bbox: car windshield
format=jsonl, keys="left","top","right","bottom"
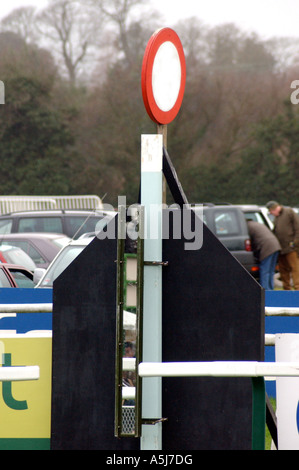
{"left": 39, "top": 245, "right": 86, "bottom": 287}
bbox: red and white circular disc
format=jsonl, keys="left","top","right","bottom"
{"left": 141, "top": 28, "right": 186, "bottom": 125}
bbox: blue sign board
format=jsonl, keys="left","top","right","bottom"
{"left": 0, "top": 288, "right": 52, "bottom": 334}
{"left": 265, "top": 291, "right": 299, "bottom": 397}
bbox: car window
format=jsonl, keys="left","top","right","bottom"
{"left": 0, "top": 219, "right": 12, "bottom": 234}
{"left": 9, "top": 269, "right": 35, "bottom": 288}
{"left": 39, "top": 245, "right": 85, "bottom": 286}
{"left": 214, "top": 210, "right": 240, "bottom": 236}
{"left": 0, "top": 240, "right": 46, "bottom": 265}
{"left": 65, "top": 216, "right": 105, "bottom": 238}
{"left": 0, "top": 269, "right": 12, "bottom": 287}
{"left": 244, "top": 211, "right": 266, "bottom": 225}
{"left": 18, "top": 217, "right": 63, "bottom": 233}
{"left": 0, "top": 246, "right": 36, "bottom": 271}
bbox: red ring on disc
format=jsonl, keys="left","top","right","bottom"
{"left": 141, "top": 28, "right": 186, "bottom": 125}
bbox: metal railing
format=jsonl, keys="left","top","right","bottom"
{"left": 0, "top": 366, "right": 39, "bottom": 382}
{"left": 0, "top": 195, "right": 103, "bottom": 214}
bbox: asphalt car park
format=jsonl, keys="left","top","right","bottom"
{"left": 0, "top": 232, "right": 70, "bottom": 268}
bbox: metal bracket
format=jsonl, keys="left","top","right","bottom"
{"left": 142, "top": 417, "right": 168, "bottom": 425}
{"left": 144, "top": 261, "right": 169, "bottom": 267}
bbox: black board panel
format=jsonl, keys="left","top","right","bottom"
{"left": 51, "top": 216, "right": 139, "bottom": 450}
{"left": 51, "top": 207, "right": 264, "bottom": 450}
{"left": 161, "top": 209, "right": 264, "bottom": 450}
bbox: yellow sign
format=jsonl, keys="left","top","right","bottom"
{"left": 0, "top": 335, "right": 51, "bottom": 440}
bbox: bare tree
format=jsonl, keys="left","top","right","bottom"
{"left": 89, "top": 0, "right": 148, "bottom": 65}
{"left": 0, "top": 7, "right": 38, "bottom": 44}
{"left": 36, "top": 0, "right": 103, "bottom": 84}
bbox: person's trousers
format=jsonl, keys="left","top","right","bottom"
{"left": 259, "top": 251, "right": 279, "bottom": 290}
{"left": 278, "top": 251, "right": 299, "bottom": 290}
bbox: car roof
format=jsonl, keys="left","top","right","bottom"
{"left": 0, "top": 232, "right": 69, "bottom": 239}
{"left": 0, "top": 232, "right": 67, "bottom": 241}
{"left": 65, "top": 238, "right": 94, "bottom": 246}
{"left": 199, "top": 203, "right": 261, "bottom": 209}
{"left": 0, "top": 209, "right": 115, "bottom": 217}
{"left": 0, "top": 263, "right": 33, "bottom": 271}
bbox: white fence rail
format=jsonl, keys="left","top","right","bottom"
{"left": 121, "top": 360, "right": 299, "bottom": 401}
{"left": 0, "top": 366, "right": 39, "bottom": 382}
{"left": 0, "top": 304, "right": 297, "bottom": 394}
{"left": 0, "top": 195, "right": 103, "bottom": 214}
{"left": 138, "top": 361, "right": 299, "bottom": 378}
{"left": 265, "top": 307, "right": 299, "bottom": 316}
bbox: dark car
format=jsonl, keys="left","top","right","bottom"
{"left": 235, "top": 204, "right": 273, "bottom": 230}
{"left": 0, "top": 209, "right": 115, "bottom": 239}
{"left": 0, "top": 232, "right": 70, "bottom": 268}
{"left": 192, "top": 204, "right": 263, "bottom": 278}
{"left": 0, "top": 263, "right": 35, "bottom": 288}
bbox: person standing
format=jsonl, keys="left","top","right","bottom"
{"left": 247, "top": 220, "right": 281, "bottom": 290}
{"left": 266, "top": 201, "right": 299, "bottom": 290}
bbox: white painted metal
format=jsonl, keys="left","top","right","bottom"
{"left": 0, "top": 304, "right": 135, "bottom": 330}
{"left": 122, "top": 387, "right": 136, "bottom": 400}
{"left": 138, "top": 361, "right": 299, "bottom": 378}
{"left": 152, "top": 42, "right": 181, "bottom": 112}
{"left": 141, "top": 134, "right": 163, "bottom": 450}
{"left": 123, "top": 358, "right": 136, "bottom": 371}
{"left": 1, "top": 304, "right": 298, "bottom": 318}
{"left": 265, "top": 307, "right": 299, "bottom": 316}
{"left": 0, "top": 304, "right": 52, "bottom": 313}
{"left": 0, "top": 366, "right": 39, "bottom": 381}
{"left": 265, "top": 334, "right": 276, "bottom": 345}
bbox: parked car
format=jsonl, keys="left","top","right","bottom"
{"left": 0, "top": 232, "right": 70, "bottom": 268}
{"left": 0, "top": 245, "right": 36, "bottom": 272}
{"left": 238, "top": 204, "right": 274, "bottom": 230}
{"left": 0, "top": 209, "right": 116, "bottom": 239}
{"left": 192, "top": 204, "right": 273, "bottom": 278}
{"left": 34, "top": 238, "right": 93, "bottom": 287}
{"left": 0, "top": 263, "right": 35, "bottom": 288}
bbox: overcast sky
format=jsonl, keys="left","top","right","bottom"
{"left": 1, "top": 0, "right": 299, "bottom": 40}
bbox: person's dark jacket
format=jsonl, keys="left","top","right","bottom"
{"left": 247, "top": 220, "right": 281, "bottom": 262}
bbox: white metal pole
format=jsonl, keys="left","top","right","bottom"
{"left": 140, "top": 134, "right": 163, "bottom": 450}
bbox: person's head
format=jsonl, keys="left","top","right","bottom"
{"left": 266, "top": 200, "right": 281, "bottom": 217}
{"left": 124, "top": 341, "right": 135, "bottom": 357}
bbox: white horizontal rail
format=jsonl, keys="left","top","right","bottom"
{"left": 0, "top": 304, "right": 135, "bottom": 330}
{"left": 1, "top": 304, "right": 299, "bottom": 317}
{"left": 123, "top": 358, "right": 136, "bottom": 371}
{"left": 265, "top": 307, "right": 299, "bottom": 316}
{"left": 0, "top": 304, "right": 52, "bottom": 314}
{"left": 122, "top": 386, "right": 135, "bottom": 400}
{"left": 138, "top": 361, "right": 299, "bottom": 378}
{"left": 265, "top": 334, "right": 276, "bottom": 346}
{"left": 0, "top": 366, "right": 39, "bottom": 381}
